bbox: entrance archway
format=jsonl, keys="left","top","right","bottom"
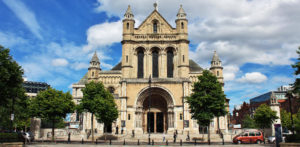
{"left": 135, "top": 87, "right": 174, "bottom": 133}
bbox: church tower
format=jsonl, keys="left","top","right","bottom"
{"left": 122, "top": 5, "right": 135, "bottom": 78}
{"left": 88, "top": 51, "right": 101, "bottom": 81}
{"left": 210, "top": 51, "right": 224, "bottom": 84}
{"left": 176, "top": 5, "right": 189, "bottom": 77}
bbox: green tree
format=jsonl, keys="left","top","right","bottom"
{"left": 187, "top": 70, "right": 227, "bottom": 144}
{"left": 254, "top": 104, "right": 278, "bottom": 143}
{"left": 294, "top": 109, "right": 300, "bottom": 133}
{"left": 77, "top": 81, "right": 118, "bottom": 142}
{"left": 292, "top": 47, "right": 300, "bottom": 100}
{"left": 29, "top": 88, "right": 75, "bottom": 141}
{"left": 242, "top": 115, "right": 256, "bottom": 128}
{"left": 0, "top": 45, "right": 30, "bottom": 130}
{"left": 0, "top": 45, "right": 24, "bottom": 106}
{"left": 281, "top": 109, "right": 292, "bottom": 131}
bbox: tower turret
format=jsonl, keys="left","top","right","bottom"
{"left": 88, "top": 51, "right": 101, "bottom": 81}
{"left": 123, "top": 5, "right": 135, "bottom": 35}
{"left": 176, "top": 5, "right": 188, "bottom": 34}
{"left": 210, "top": 51, "right": 224, "bottom": 84}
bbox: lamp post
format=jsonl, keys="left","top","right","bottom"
{"left": 148, "top": 75, "right": 151, "bottom": 144}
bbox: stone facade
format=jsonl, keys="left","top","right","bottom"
{"left": 72, "top": 4, "right": 229, "bottom": 136}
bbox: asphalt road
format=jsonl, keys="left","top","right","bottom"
{"left": 26, "top": 143, "right": 274, "bottom": 147}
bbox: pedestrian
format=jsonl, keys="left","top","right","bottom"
{"left": 173, "top": 131, "right": 177, "bottom": 143}
{"left": 68, "top": 132, "right": 71, "bottom": 143}
{"left": 186, "top": 131, "right": 190, "bottom": 141}
{"left": 121, "top": 128, "right": 124, "bottom": 134}
{"left": 163, "top": 132, "right": 166, "bottom": 142}
{"left": 116, "top": 125, "right": 119, "bottom": 134}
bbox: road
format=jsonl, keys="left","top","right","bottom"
{"left": 27, "top": 143, "right": 275, "bottom": 147}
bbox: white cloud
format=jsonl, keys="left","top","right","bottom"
{"left": 3, "top": 0, "right": 42, "bottom": 39}
{"left": 71, "top": 62, "right": 89, "bottom": 71}
{"left": 223, "top": 65, "right": 239, "bottom": 81}
{"left": 237, "top": 72, "right": 268, "bottom": 83}
{"left": 0, "top": 32, "right": 27, "bottom": 47}
{"left": 51, "top": 58, "right": 69, "bottom": 67}
{"left": 83, "top": 21, "right": 122, "bottom": 52}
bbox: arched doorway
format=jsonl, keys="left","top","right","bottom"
{"left": 135, "top": 87, "right": 174, "bottom": 133}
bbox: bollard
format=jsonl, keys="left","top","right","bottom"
{"left": 194, "top": 139, "right": 196, "bottom": 146}
{"left": 123, "top": 139, "right": 125, "bottom": 145}
{"left": 110, "top": 139, "right": 112, "bottom": 145}
{"left": 180, "top": 139, "right": 182, "bottom": 146}
{"left": 166, "top": 140, "right": 168, "bottom": 146}
{"left": 137, "top": 139, "right": 140, "bottom": 145}
{"left": 81, "top": 138, "right": 84, "bottom": 144}
{"left": 152, "top": 139, "right": 154, "bottom": 145}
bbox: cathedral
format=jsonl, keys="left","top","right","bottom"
{"left": 72, "top": 3, "right": 229, "bottom": 136}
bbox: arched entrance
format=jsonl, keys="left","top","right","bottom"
{"left": 135, "top": 87, "right": 174, "bottom": 133}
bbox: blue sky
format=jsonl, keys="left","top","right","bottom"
{"left": 1, "top": 0, "right": 299, "bottom": 112}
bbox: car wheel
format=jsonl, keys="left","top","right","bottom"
{"left": 238, "top": 140, "right": 242, "bottom": 144}
{"left": 256, "top": 140, "right": 261, "bottom": 144}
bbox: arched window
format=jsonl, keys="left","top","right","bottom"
{"left": 126, "top": 23, "right": 129, "bottom": 30}
{"left": 108, "top": 87, "right": 115, "bottom": 94}
{"left": 167, "top": 50, "right": 174, "bottom": 78}
{"left": 181, "top": 22, "right": 184, "bottom": 29}
{"left": 92, "top": 72, "right": 94, "bottom": 77}
{"left": 153, "top": 22, "right": 157, "bottom": 33}
{"left": 152, "top": 50, "right": 159, "bottom": 78}
{"left": 217, "top": 71, "right": 219, "bottom": 77}
{"left": 137, "top": 49, "right": 144, "bottom": 78}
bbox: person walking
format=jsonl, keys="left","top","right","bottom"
{"left": 173, "top": 131, "right": 177, "bottom": 143}
{"left": 116, "top": 125, "right": 119, "bottom": 134}
{"left": 163, "top": 132, "right": 166, "bottom": 142}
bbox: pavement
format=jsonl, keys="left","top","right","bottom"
{"left": 26, "top": 142, "right": 275, "bottom": 147}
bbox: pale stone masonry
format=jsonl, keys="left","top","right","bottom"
{"left": 72, "top": 3, "right": 230, "bottom": 136}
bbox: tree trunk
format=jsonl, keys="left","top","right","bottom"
{"left": 52, "top": 119, "right": 55, "bottom": 142}
{"left": 91, "top": 113, "right": 94, "bottom": 142}
{"left": 217, "top": 117, "right": 220, "bottom": 134}
{"left": 208, "top": 125, "right": 211, "bottom": 145}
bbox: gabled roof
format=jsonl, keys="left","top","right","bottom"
{"left": 111, "top": 62, "right": 122, "bottom": 70}
{"left": 136, "top": 10, "right": 175, "bottom": 30}
{"left": 189, "top": 60, "right": 203, "bottom": 73}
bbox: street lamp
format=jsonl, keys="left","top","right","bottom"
{"left": 148, "top": 75, "right": 151, "bottom": 145}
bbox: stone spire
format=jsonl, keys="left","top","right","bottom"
{"left": 91, "top": 51, "right": 100, "bottom": 63}
{"left": 211, "top": 50, "right": 222, "bottom": 67}
{"left": 89, "top": 51, "right": 101, "bottom": 69}
{"left": 124, "top": 5, "right": 134, "bottom": 19}
{"left": 177, "top": 5, "right": 186, "bottom": 19}
{"left": 212, "top": 51, "right": 220, "bottom": 62}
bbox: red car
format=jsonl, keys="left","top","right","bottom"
{"left": 233, "top": 131, "right": 264, "bottom": 144}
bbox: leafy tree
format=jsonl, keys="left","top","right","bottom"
{"left": 294, "top": 109, "right": 300, "bottom": 133}
{"left": 0, "top": 45, "right": 24, "bottom": 106}
{"left": 187, "top": 70, "right": 227, "bottom": 144}
{"left": 77, "top": 81, "right": 118, "bottom": 142}
{"left": 242, "top": 115, "right": 256, "bottom": 128}
{"left": 281, "top": 109, "right": 292, "bottom": 131}
{"left": 0, "top": 45, "right": 31, "bottom": 130}
{"left": 292, "top": 47, "right": 300, "bottom": 95}
{"left": 254, "top": 104, "right": 278, "bottom": 143}
{"left": 29, "top": 88, "right": 75, "bottom": 141}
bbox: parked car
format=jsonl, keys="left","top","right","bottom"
{"left": 22, "top": 132, "right": 34, "bottom": 142}
{"left": 233, "top": 130, "right": 264, "bottom": 144}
